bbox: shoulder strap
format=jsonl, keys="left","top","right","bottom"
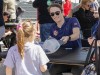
{"left": 91, "top": 20, "right": 100, "bottom": 37}
{"left": 85, "top": 39, "right": 95, "bottom": 67}
{"left": 84, "top": 38, "right": 99, "bottom": 74}
{"left": 97, "top": 20, "right": 100, "bottom": 40}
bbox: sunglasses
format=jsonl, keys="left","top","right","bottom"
{"left": 50, "top": 11, "right": 60, "bottom": 16}
{"left": 87, "top": 5, "right": 90, "bottom": 7}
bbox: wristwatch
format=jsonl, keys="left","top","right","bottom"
{"left": 68, "top": 36, "right": 71, "bottom": 41}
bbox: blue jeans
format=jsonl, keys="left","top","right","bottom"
{"left": 40, "top": 23, "right": 54, "bottom": 42}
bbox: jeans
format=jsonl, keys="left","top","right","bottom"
{"left": 40, "top": 23, "right": 54, "bottom": 42}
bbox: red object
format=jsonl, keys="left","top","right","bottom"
{"left": 63, "top": 0, "right": 72, "bottom": 16}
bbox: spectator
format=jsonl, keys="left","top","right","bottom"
{"left": 73, "top": 0, "right": 99, "bottom": 39}
{"left": 2, "top": 12, "right": 14, "bottom": 48}
{"left": 4, "top": 20, "right": 49, "bottom": 75}
{"left": 88, "top": 7, "right": 100, "bottom": 46}
{"left": 72, "top": 0, "right": 99, "bottom": 15}
{"left": 62, "top": 0, "right": 72, "bottom": 16}
{"left": 48, "top": 4, "right": 82, "bottom": 75}
{"left": 88, "top": 7, "right": 100, "bottom": 74}
{"left": 0, "top": 0, "right": 5, "bottom": 40}
{"left": 0, "top": 0, "right": 5, "bottom": 61}
{"left": 32, "top": 0, "right": 55, "bottom": 42}
{"left": 3, "top": 12, "right": 12, "bottom": 37}
{"left": 3, "top": 0, "right": 16, "bottom": 22}
{"left": 90, "top": 0, "right": 99, "bottom": 13}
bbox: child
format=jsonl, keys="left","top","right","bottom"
{"left": 3, "top": 20, "right": 49, "bottom": 75}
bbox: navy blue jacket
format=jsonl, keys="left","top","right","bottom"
{"left": 0, "top": 0, "right": 5, "bottom": 26}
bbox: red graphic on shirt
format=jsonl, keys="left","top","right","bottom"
{"left": 53, "top": 30, "right": 58, "bottom": 36}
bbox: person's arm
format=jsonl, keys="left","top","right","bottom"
{"left": 60, "top": 28, "right": 80, "bottom": 44}
{"left": 38, "top": 45, "right": 49, "bottom": 72}
{"left": 60, "top": 17, "right": 80, "bottom": 44}
{"left": 3, "top": 47, "right": 15, "bottom": 75}
{"left": 70, "top": 27, "right": 80, "bottom": 41}
{"left": 88, "top": 37, "right": 100, "bottom": 46}
{"left": 6, "top": 66, "right": 12, "bottom": 75}
{"left": 3, "top": 30, "right": 12, "bottom": 37}
{"left": 40, "top": 65, "right": 47, "bottom": 72}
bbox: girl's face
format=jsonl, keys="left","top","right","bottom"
{"left": 84, "top": 1, "right": 91, "bottom": 10}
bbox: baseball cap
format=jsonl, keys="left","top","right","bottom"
{"left": 42, "top": 38, "right": 64, "bottom": 54}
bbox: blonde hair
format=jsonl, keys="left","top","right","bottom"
{"left": 17, "top": 20, "right": 36, "bottom": 59}
{"left": 81, "top": 0, "right": 92, "bottom": 5}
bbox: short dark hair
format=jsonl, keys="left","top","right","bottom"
{"left": 48, "top": 3, "right": 63, "bottom": 12}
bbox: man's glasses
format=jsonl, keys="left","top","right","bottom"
{"left": 50, "top": 11, "right": 60, "bottom": 17}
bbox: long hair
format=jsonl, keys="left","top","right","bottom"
{"left": 17, "top": 20, "right": 35, "bottom": 59}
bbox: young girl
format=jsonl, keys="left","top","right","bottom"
{"left": 3, "top": 20, "right": 49, "bottom": 75}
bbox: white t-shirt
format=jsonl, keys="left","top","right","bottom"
{"left": 4, "top": 41, "right": 49, "bottom": 75}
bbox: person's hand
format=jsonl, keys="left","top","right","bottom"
{"left": 7, "top": 31, "right": 12, "bottom": 35}
{"left": 60, "top": 36, "right": 69, "bottom": 44}
{"left": 88, "top": 37, "right": 94, "bottom": 45}
{"left": 90, "top": 8, "right": 94, "bottom": 12}
{"left": 93, "top": 12, "right": 99, "bottom": 18}
{"left": 4, "top": 30, "right": 12, "bottom": 37}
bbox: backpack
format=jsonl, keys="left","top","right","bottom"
{"left": 81, "top": 63, "right": 97, "bottom": 75}
{"left": 81, "top": 19, "right": 100, "bottom": 75}
{"left": 81, "top": 38, "right": 99, "bottom": 75}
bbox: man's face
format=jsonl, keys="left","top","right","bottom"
{"left": 49, "top": 7, "right": 63, "bottom": 23}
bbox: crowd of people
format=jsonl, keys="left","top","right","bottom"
{"left": 0, "top": 0, "right": 100, "bottom": 75}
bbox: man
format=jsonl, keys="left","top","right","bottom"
{"left": 48, "top": 4, "right": 82, "bottom": 75}
{"left": 32, "top": 0, "right": 55, "bottom": 42}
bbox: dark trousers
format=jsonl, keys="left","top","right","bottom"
{"left": 49, "top": 64, "right": 83, "bottom": 75}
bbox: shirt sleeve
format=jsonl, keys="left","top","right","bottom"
{"left": 71, "top": 17, "right": 81, "bottom": 28}
{"left": 38, "top": 45, "right": 49, "bottom": 65}
{"left": 3, "top": 47, "right": 15, "bottom": 68}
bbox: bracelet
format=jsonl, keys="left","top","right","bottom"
{"left": 68, "top": 36, "right": 71, "bottom": 41}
